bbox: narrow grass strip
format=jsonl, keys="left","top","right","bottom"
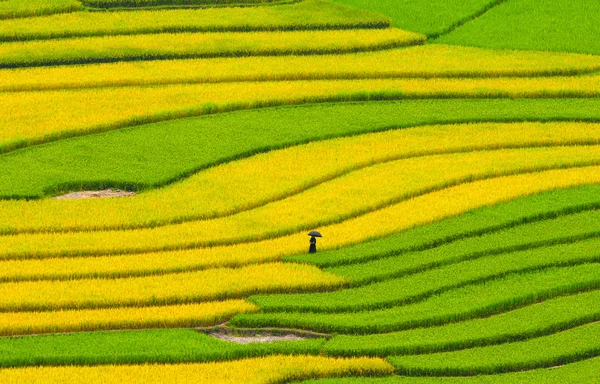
{"left": 295, "top": 356, "right": 600, "bottom": 383}
{"left": 0, "top": 0, "right": 390, "bottom": 42}
{"left": 5, "top": 86, "right": 600, "bottom": 158}
{"left": 0, "top": 28, "right": 424, "bottom": 69}
{"left": 0, "top": 355, "right": 393, "bottom": 384}
{"left": 0, "top": 328, "right": 324, "bottom": 367}
{"left": 252, "top": 227, "right": 600, "bottom": 313}
{"left": 231, "top": 263, "right": 600, "bottom": 334}
{"left": 389, "top": 322, "right": 600, "bottom": 376}
{"left": 325, "top": 289, "right": 600, "bottom": 357}
{"left": 0, "top": 262, "right": 344, "bottom": 312}
{"left": 0, "top": 301, "right": 257, "bottom": 336}
{"left": 4, "top": 122, "right": 600, "bottom": 233}
{"left": 3, "top": 155, "right": 600, "bottom": 260}
{"left": 3, "top": 46, "right": 600, "bottom": 92}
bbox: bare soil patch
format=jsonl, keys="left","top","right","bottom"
{"left": 210, "top": 333, "right": 307, "bottom": 344}
{"left": 54, "top": 189, "right": 136, "bottom": 200}
{"left": 198, "top": 326, "right": 328, "bottom": 344}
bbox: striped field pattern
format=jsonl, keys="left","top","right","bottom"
{"left": 0, "top": 0, "right": 599, "bottom": 382}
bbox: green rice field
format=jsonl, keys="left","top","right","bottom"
{"left": 1, "top": 0, "right": 599, "bottom": 382}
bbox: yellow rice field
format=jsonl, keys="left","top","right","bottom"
{"left": 4, "top": 75, "right": 600, "bottom": 152}
{"left": 0, "top": 28, "right": 424, "bottom": 67}
{"left": 0, "top": 300, "right": 257, "bottom": 336}
{"left": 2, "top": 45, "right": 599, "bottom": 92}
{"left": 2, "top": 121, "right": 600, "bottom": 234}
{"left": 0, "top": 0, "right": 388, "bottom": 39}
{"left": 0, "top": 263, "right": 344, "bottom": 311}
{"left": 2, "top": 165, "right": 599, "bottom": 283}
{"left": 2, "top": 146, "right": 600, "bottom": 258}
{"left": 0, "top": 355, "right": 394, "bottom": 384}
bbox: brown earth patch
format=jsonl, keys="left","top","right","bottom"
{"left": 53, "top": 189, "right": 136, "bottom": 200}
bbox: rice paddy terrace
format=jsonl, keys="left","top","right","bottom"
{"left": 1, "top": 0, "right": 600, "bottom": 382}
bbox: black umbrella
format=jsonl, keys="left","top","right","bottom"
{"left": 308, "top": 231, "right": 322, "bottom": 238}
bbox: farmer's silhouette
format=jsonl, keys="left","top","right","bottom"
{"left": 308, "top": 231, "right": 322, "bottom": 253}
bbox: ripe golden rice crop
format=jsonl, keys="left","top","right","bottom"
{"left": 0, "top": 300, "right": 257, "bottom": 336}
{"left": 3, "top": 76, "right": 600, "bottom": 153}
{"left": 0, "top": 263, "right": 343, "bottom": 311}
{"left": 0, "top": 28, "right": 424, "bottom": 68}
{"left": 2, "top": 45, "right": 599, "bottom": 92}
{"left": 0, "top": 0, "right": 389, "bottom": 40}
{"left": 4, "top": 121, "right": 600, "bottom": 234}
{"left": 2, "top": 146, "right": 600, "bottom": 260}
{"left": 0, "top": 355, "right": 393, "bottom": 384}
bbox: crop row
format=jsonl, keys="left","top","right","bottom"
{"left": 5, "top": 78, "right": 600, "bottom": 156}
{"left": 390, "top": 321, "right": 600, "bottom": 376}
{"left": 0, "top": 28, "right": 424, "bottom": 69}
{"left": 3, "top": 121, "right": 600, "bottom": 233}
{"left": 0, "top": 300, "right": 256, "bottom": 336}
{"left": 329, "top": 209, "right": 600, "bottom": 285}
{"left": 0, "top": 262, "right": 342, "bottom": 312}
{"left": 0, "top": 0, "right": 82, "bottom": 20}
{"left": 0, "top": 355, "right": 393, "bottom": 384}
{"left": 4, "top": 288, "right": 600, "bottom": 362}
{"left": 325, "top": 288, "right": 600, "bottom": 356}
{"left": 0, "top": 0, "right": 390, "bottom": 42}
{"left": 297, "top": 355, "right": 600, "bottom": 383}
{"left": 292, "top": 183, "right": 600, "bottom": 268}
{"left": 232, "top": 262, "right": 600, "bottom": 333}
{"left": 82, "top": 0, "right": 289, "bottom": 9}
{"left": 1, "top": 184, "right": 599, "bottom": 284}
{"left": 0, "top": 328, "right": 325, "bottom": 367}
{"left": 4, "top": 99, "right": 600, "bottom": 198}
{"left": 253, "top": 225, "right": 600, "bottom": 312}
{"left": 3, "top": 161, "right": 600, "bottom": 260}
{"left": 3, "top": 46, "right": 600, "bottom": 93}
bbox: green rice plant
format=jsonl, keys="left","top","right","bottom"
{"left": 4, "top": 88, "right": 600, "bottom": 163}
{"left": 0, "top": 0, "right": 390, "bottom": 42}
{"left": 438, "top": 0, "right": 600, "bottom": 55}
{"left": 0, "top": 28, "right": 424, "bottom": 68}
{"left": 389, "top": 322, "right": 600, "bottom": 376}
{"left": 329, "top": 210, "right": 600, "bottom": 285}
{"left": 252, "top": 224, "right": 600, "bottom": 313}
{"left": 0, "top": 329, "right": 324, "bottom": 367}
{"left": 291, "top": 184, "right": 600, "bottom": 268}
{"left": 296, "top": 356, "right": 600, "bottom": 383}
{"left": 3, "top": 149, "right": 600, "bottom": 260}
{"left": 231, "top": 263, "right": 600, "bottom": 334}
{"left": 330, "top": 0, "right": 505, "bottom": 37}
{"left": 0, "top": 0, "right": 82, "bottom": 20}
{"left": 5, "top": 99, "right": 600, "bottom": 198}
{"left": 325, "top": 289, "right": 600, "bottom": 356}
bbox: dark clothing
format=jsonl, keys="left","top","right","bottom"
{"left": 309, "top": 236, "right": 317, "bottom": 253}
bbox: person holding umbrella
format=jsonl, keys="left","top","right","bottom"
{"left": 308, "top": 231, "right": 322, "bottom": 253}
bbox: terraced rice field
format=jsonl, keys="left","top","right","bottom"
{"left": 1, "top": 0, "right": 599, "bottom": 382}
